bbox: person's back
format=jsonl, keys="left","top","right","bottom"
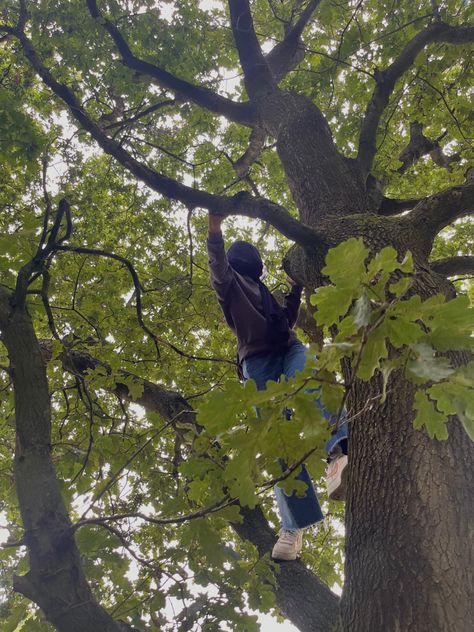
{"left": 207, "top": 223, "right": 302, "bottom": 363}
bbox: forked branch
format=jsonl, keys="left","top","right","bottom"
{"left": 7, "top": 27, "right": 315, "bottom": 245}
{"left": 228, "top": 0, "right": 276, "bottom": 96}
{"left": 357, "top": 21, "right": 474, "bottom": 175}
{"left": 265, "top": 0, "right": 322, "bottom": 82}
{"left": 85, "top": 0, "right": 254, "bottom": 126}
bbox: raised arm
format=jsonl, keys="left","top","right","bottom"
{"left": 207, "top": 214, "right": 235, "bottom": 301}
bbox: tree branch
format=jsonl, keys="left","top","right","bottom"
{"left": 0, "top": 287, "right": 129, "bottom": 632}
{"left": 228, "top": 0, "right": 276, "bottom": 96}
{"left": 50, "top": 342, "right": 339, "bottom": 632}
{"left": 396, "top": 122, "right": 459, "bottom": 174}
{"left": 357, "top": 21, "right": 474, "bottom": 175}
{"left": 430, "top": 256, "right": 474, "bottom": 277}
{"left": 406, "top": 181, "right": 474, "bottom": 242}
{"left": 378, "top": 196, "right": 422, "bottom": 216}
{"left": 104, "top": 98, "right": 176, "bottom": 130}
{"left": 232, "top": 127, "right": 266, "bottom": 177}
{"left": 232, "top": 507, "right": 339, "bottom": 632}
{"left": 9, "top": 27, "right": 316, "bottom": 246}
{"left": 265, "top": 0, "right": 322, "bottom": 82}
{"left": 85, "top": 0, "right": 254, "bottom": 126}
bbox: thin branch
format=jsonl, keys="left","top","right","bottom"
{"left": 53, "top": 244, "right": 235, "bottom": 364}
{"left": 38, "top": 155, "right": 52, "bottom": 251}
{"left": 85, "top": 0, "right": 253, "bottom": 126}
{"left": 416, "top": 75, "right": 468, "bottom": 140}
{"left": 81, "top": 421, "right": 176, "bottom": 519}
{"left": 74, "top": 495, "right": 232, "bottom": 529}
{"left": 70, "top": 376, "right": 96, "bottom": 484}
{"left": 357, "top": 21, "right": 474, "bottom": 175}
{"left": 430, "top": 256, "right": 474, "bottom": 277}
{"left": 104, "top": 98, "right": 176, "bottom": 130}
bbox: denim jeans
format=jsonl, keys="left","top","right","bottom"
{"left": 242, "top": 341, "right": 348, "bottom": 531}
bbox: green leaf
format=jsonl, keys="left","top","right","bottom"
{"left": 407, "top": 343, "right": 455, "bottom": 382}
{"left": 357, "top": 326, "right": 388, "bottom": 380}
{"left": 311, "top": 285, "right": 353, "bottom": 326}
{"left": 413, "top": 391, "right": 448, "bottom": 440}
{"left": 322, "top": 237, "right": 368, "bottom": 289}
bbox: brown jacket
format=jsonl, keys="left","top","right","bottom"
{"left": 207, "top": 232, "right": 302, "bottom": 362}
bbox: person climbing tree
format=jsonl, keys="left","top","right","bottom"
{"left": 207, "top": 212, "right": 348, "bottom": 561}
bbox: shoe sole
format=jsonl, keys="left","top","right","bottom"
{"left": 271, "top": 553, "right": 299, "bottom": 562}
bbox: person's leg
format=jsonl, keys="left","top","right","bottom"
{"left": 242, "top": 349, "right": 283, "bottom": 390}
{"left": 283, "top": 342, "right": 349, "bottom": 500}
{"left": 243, "top": 349, "right": 306, "bottom": 560}
{"left": 273, "top": 343, "right": 325, "bottom": 537}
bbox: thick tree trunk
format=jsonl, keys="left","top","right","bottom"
{"left": 286, "top": 202, "right": 474, "bottom": 631}
{"left": 341, "top": 372, "right": 474, "bottom": 631}
{"left": 260, "top": 92, "right": 367, "bottom": 222}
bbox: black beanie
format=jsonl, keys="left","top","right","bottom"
{"left": 227, "top": 240, "right": 263, "bottom": 280}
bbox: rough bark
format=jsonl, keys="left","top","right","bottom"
{"left": 430, "top": 255, "right": 474, "bottom": 277}
{"left": 0, "top": 288, "right": 128, "bottom": 632}
{"left": 2, "top": 4, "right": 474, "bottom": 632}
{"left": 341, "top": 369, "right": 474, "bottom": 631}
{"left": 260, "top": 92, "right": 367, "bottom": 222}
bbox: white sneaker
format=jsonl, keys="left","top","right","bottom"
{"left": 271, "top": 529, "right": 303, "bottom": 561}
{"left": 326, "top": 454, "right": 348, "bottom": 501}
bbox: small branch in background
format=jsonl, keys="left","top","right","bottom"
{"left": 397, "top": 121, "right": 460, "bottom": 174}
{"left": 104, "top": 99, "right": 176, "bottom": 130}
{"left": 233, "top": 127, "right": 266, "bottom": 178}
{"left": 70, "top": 376, "right": 96, "bottom": 484}
{"left": 430, "top": 256, "right": 474, "bottom": 277}
{"left": 38, "top": 154, "right": 53, "bottom": 251}
{"left": 186, "top": 208, "right": 194, "bottom": 298}
{"left": 53, "top": 243, "right": 235, "bottom": 364}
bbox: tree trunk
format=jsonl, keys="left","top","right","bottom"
{"left": 260, "top": 92, "right": 367, "bottom": 222}
{"left": 286, "top": 207, "right": 474, "bottom": 631}
{"left": 341, "top": 371, "right": 474, "bottom": 631}
{"left": 0, "top": 289, "right": 129, "bottom": 632}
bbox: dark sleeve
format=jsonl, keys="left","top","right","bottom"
{"left": 206, "top": 232, "right": 235, "bottom": 302}
{"left": 283, "top": 285, "right": 303, "bottom": 328}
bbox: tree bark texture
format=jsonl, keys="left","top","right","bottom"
{"left": 0, "top": 289, "right": 130, "bottom": 632}
{"left": 285, "top": 198, "right": 474, "bottom": 631}
{"left": 340, "top": 372, "right": 474, "bottom": 632}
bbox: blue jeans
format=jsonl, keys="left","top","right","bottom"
{"left": 242, "top": 341, "right": 348, "bottom": 531}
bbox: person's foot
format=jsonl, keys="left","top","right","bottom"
{"left": 271, "top": 529, "right": 303, "bottom": 561}
{"left": 326, "top": 454, "right": 348, "bottom": 501}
